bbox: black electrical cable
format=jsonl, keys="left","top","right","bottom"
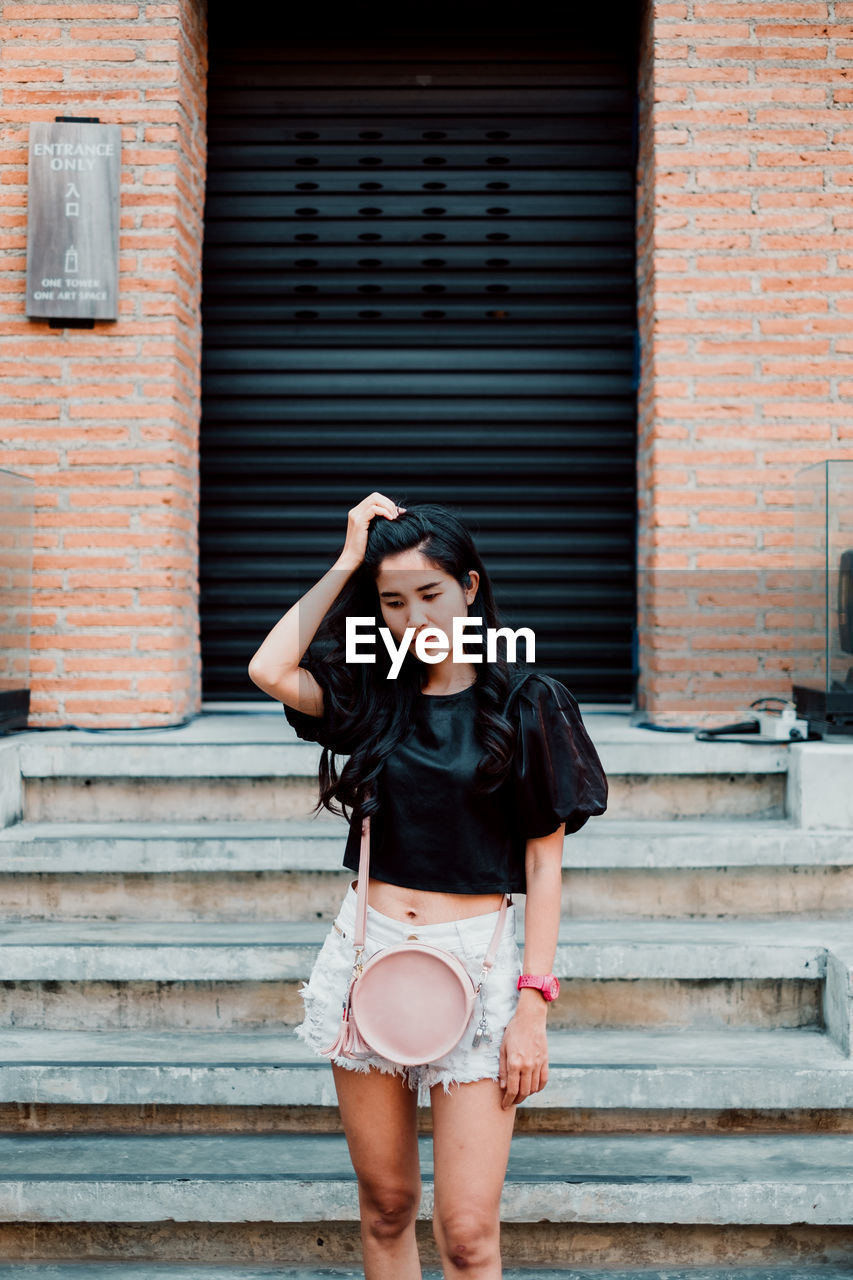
{"left": 634, "top": 697, "right": 820, "bottom": 743}
{"left": 2, "top": 713, "right": 200, "bottom": 736}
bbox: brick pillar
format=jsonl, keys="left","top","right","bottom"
{"left": 635, "top": 0, "right": 853, "bottom": 727}
{"left": 0, "top": 0, "right": 207, "bottom": 727}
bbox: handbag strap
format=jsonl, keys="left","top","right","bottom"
{"left": 353, "top": 809, "right": 508, "bottom": 977}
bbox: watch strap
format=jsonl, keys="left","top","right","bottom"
{"left": 517, "top": 973, "right": 558, "bottom": 997}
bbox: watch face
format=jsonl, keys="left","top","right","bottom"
{"left": 545, "top": 976, "right": 560, "bottom": 1000}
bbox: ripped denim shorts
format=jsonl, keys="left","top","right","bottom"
{"left": 295, "top": 880, "right": 522, "bottom": 1106}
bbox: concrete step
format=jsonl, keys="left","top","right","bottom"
{"left": 0, "top": 1027, "right": 850, "bottom": 1111}
{"left": 11, "top": 713, "right": 792, "bottom": 824}
{"left": 0, "top": 918, "right": 848, "bottom": 1041}
{"left": 2, "top": 818, "right": 853, "bottom": 921}
{"left": 2, "top": 1270, "right": 852, "bottom": 1280}
{"left": 1, "top": 1269, "right": 851, "bottom": 1280}
{"left": 9, "top": 817, "right": 846, "bottom": 870}
{"left": 2, "top": 1130, "right": 853, "bottom": 1224}
{"left": 0, "top": 915, "right": 843, "bottom": 979}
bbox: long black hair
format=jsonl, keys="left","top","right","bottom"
{"left": 304, "top": 501, "right": 532, "bottom": 823}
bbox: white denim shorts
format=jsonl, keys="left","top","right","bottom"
{"left": 295, "top": 880, "right": 522, "bottom": 1105}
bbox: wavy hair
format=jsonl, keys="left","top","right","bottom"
{"left": 303, "top": 501, "right": 532, "bottom": 824}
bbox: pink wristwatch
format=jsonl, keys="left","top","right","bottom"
{"left": 517, "top": 973, "right": 560, "bottom": 1001}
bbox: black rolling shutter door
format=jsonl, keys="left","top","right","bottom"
{"left": 201, "top": 34, "right": 638, "bottom": 704}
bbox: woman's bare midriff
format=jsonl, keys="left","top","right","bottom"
{"left": 354, "top": 877, "right": 505, "bottom": 925}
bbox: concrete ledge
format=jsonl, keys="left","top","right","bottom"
{"left": 0, "top": 1269, "right": 850, "bottom": 1280}
{"left": 1, "top": 1131, "right": 853, "bottom": 1224}
{"left": 0, "top": 819, "right": 353, "bottom": 871}
{"left": 788, "top": 743, "right": 853, "bottom": 828}
{"left": 3, "top": 818, "right": 853, "bottom": 871}
{"left": 824, "top": 946, "right": 853, "bottom": 1056}
{"left": 10, "top": 711, "right": 791, "bottom": 778}
{"left": 18, "top": 740, "right": 321, "bottom": 781}
{"left": 0, "top": 917, "right": 840, "bottom": 982}
{"left": 0, "top": 1027, "right": 850, "bottom": 1110}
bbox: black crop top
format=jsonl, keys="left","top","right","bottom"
{"left": 282, "top": 658, "right": 608, "bottom": 894}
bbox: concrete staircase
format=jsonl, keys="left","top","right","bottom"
{"left": 1, "top": 710, "right": 853, "bottom": 1277}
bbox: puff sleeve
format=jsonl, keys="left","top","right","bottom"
{"left": 510, "top": 673, "right": 608, "bottom": 839}
{"left": 281, "top": 648, "right": 354, "bottom": 754}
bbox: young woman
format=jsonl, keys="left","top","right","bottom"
{"left": 248, "top": 491, "right": 608, "bottom": 1280}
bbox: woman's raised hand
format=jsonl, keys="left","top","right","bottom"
{"left": 340, "top": 492, "right": 406, "bottom": 568}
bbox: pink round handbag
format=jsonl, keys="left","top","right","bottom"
{"left": 321, "top": 809, "right": 508, "bottom": 1067}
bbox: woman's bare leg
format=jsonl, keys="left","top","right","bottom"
{"left": 332, "top": 1062, "right": 423, "bottom": 1280}
{"left": 430, "top": 1078, "right": 517, "bottom": 1279}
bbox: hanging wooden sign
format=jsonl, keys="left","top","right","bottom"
{"left": 26, "top": 120, "right": 121, "bottom": 321}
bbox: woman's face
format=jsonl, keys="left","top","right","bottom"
{"left": 374, "top": 549, "right": 479, "bottom": 661}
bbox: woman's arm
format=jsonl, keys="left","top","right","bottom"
{"left": 247, "top": 552, "right": 359, "bottom": 714}
{"left": 247, "top": 491, "right": 404, "bottom": 713}
{"left": 499, "top": 822, "right": 564, "bottom": 1110}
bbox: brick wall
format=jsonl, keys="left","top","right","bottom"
{"left": 0, "top": 0, "right": 206, "bottom": 727}
{"left": 635, "top": 0, "right": 853, "bottom": 726}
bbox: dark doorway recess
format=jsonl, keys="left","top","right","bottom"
{"left": 202, "top": 2, "right": 640, "bottom": 703}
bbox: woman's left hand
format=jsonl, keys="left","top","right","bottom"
{"left": 498, "top": 1006, "right": 549, "bottom": 1109}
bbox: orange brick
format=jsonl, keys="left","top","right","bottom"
{"left": 4, "top": 4, "right": 140, "bottom": 15}
{"left": 4, "top": 44, "right": 137, "bottom": 60}
{"left": 2, "top": 23, "right": 63, "bottom": 40}
{"left": 64, "top": 656, "right": 176, "bottom": 671}
{"left": 145, "top": 43, "right": 179, "bottom": 61}
{"left": 123, "top": 148, "right": 177, "bottom": 165}
{"left": 2, "top": 88, "right": 141, "bottom": 104}
{"left": 64, "top": 610, "right": 176, "bottom": 627}
{"left": 1, "top": 66, "right": 64, "bottom": 81}
{"left": 69, "top": 24, "right": 177, "bottom": 39}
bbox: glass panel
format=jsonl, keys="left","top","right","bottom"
{"left": 828, "top": 460, "right": 853, "bottom": 696}
{"left": 792, "top": 459, "right": 853, "bottom": 698}
{"left": 0, "top": 468, "right": 35, "bottom": 724}
{"left": 792, "top": 461, "right": 828, "bottom": 695}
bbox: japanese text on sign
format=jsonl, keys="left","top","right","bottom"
{"left": 26, "top": 121, "right": 121, "bottom": 321}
